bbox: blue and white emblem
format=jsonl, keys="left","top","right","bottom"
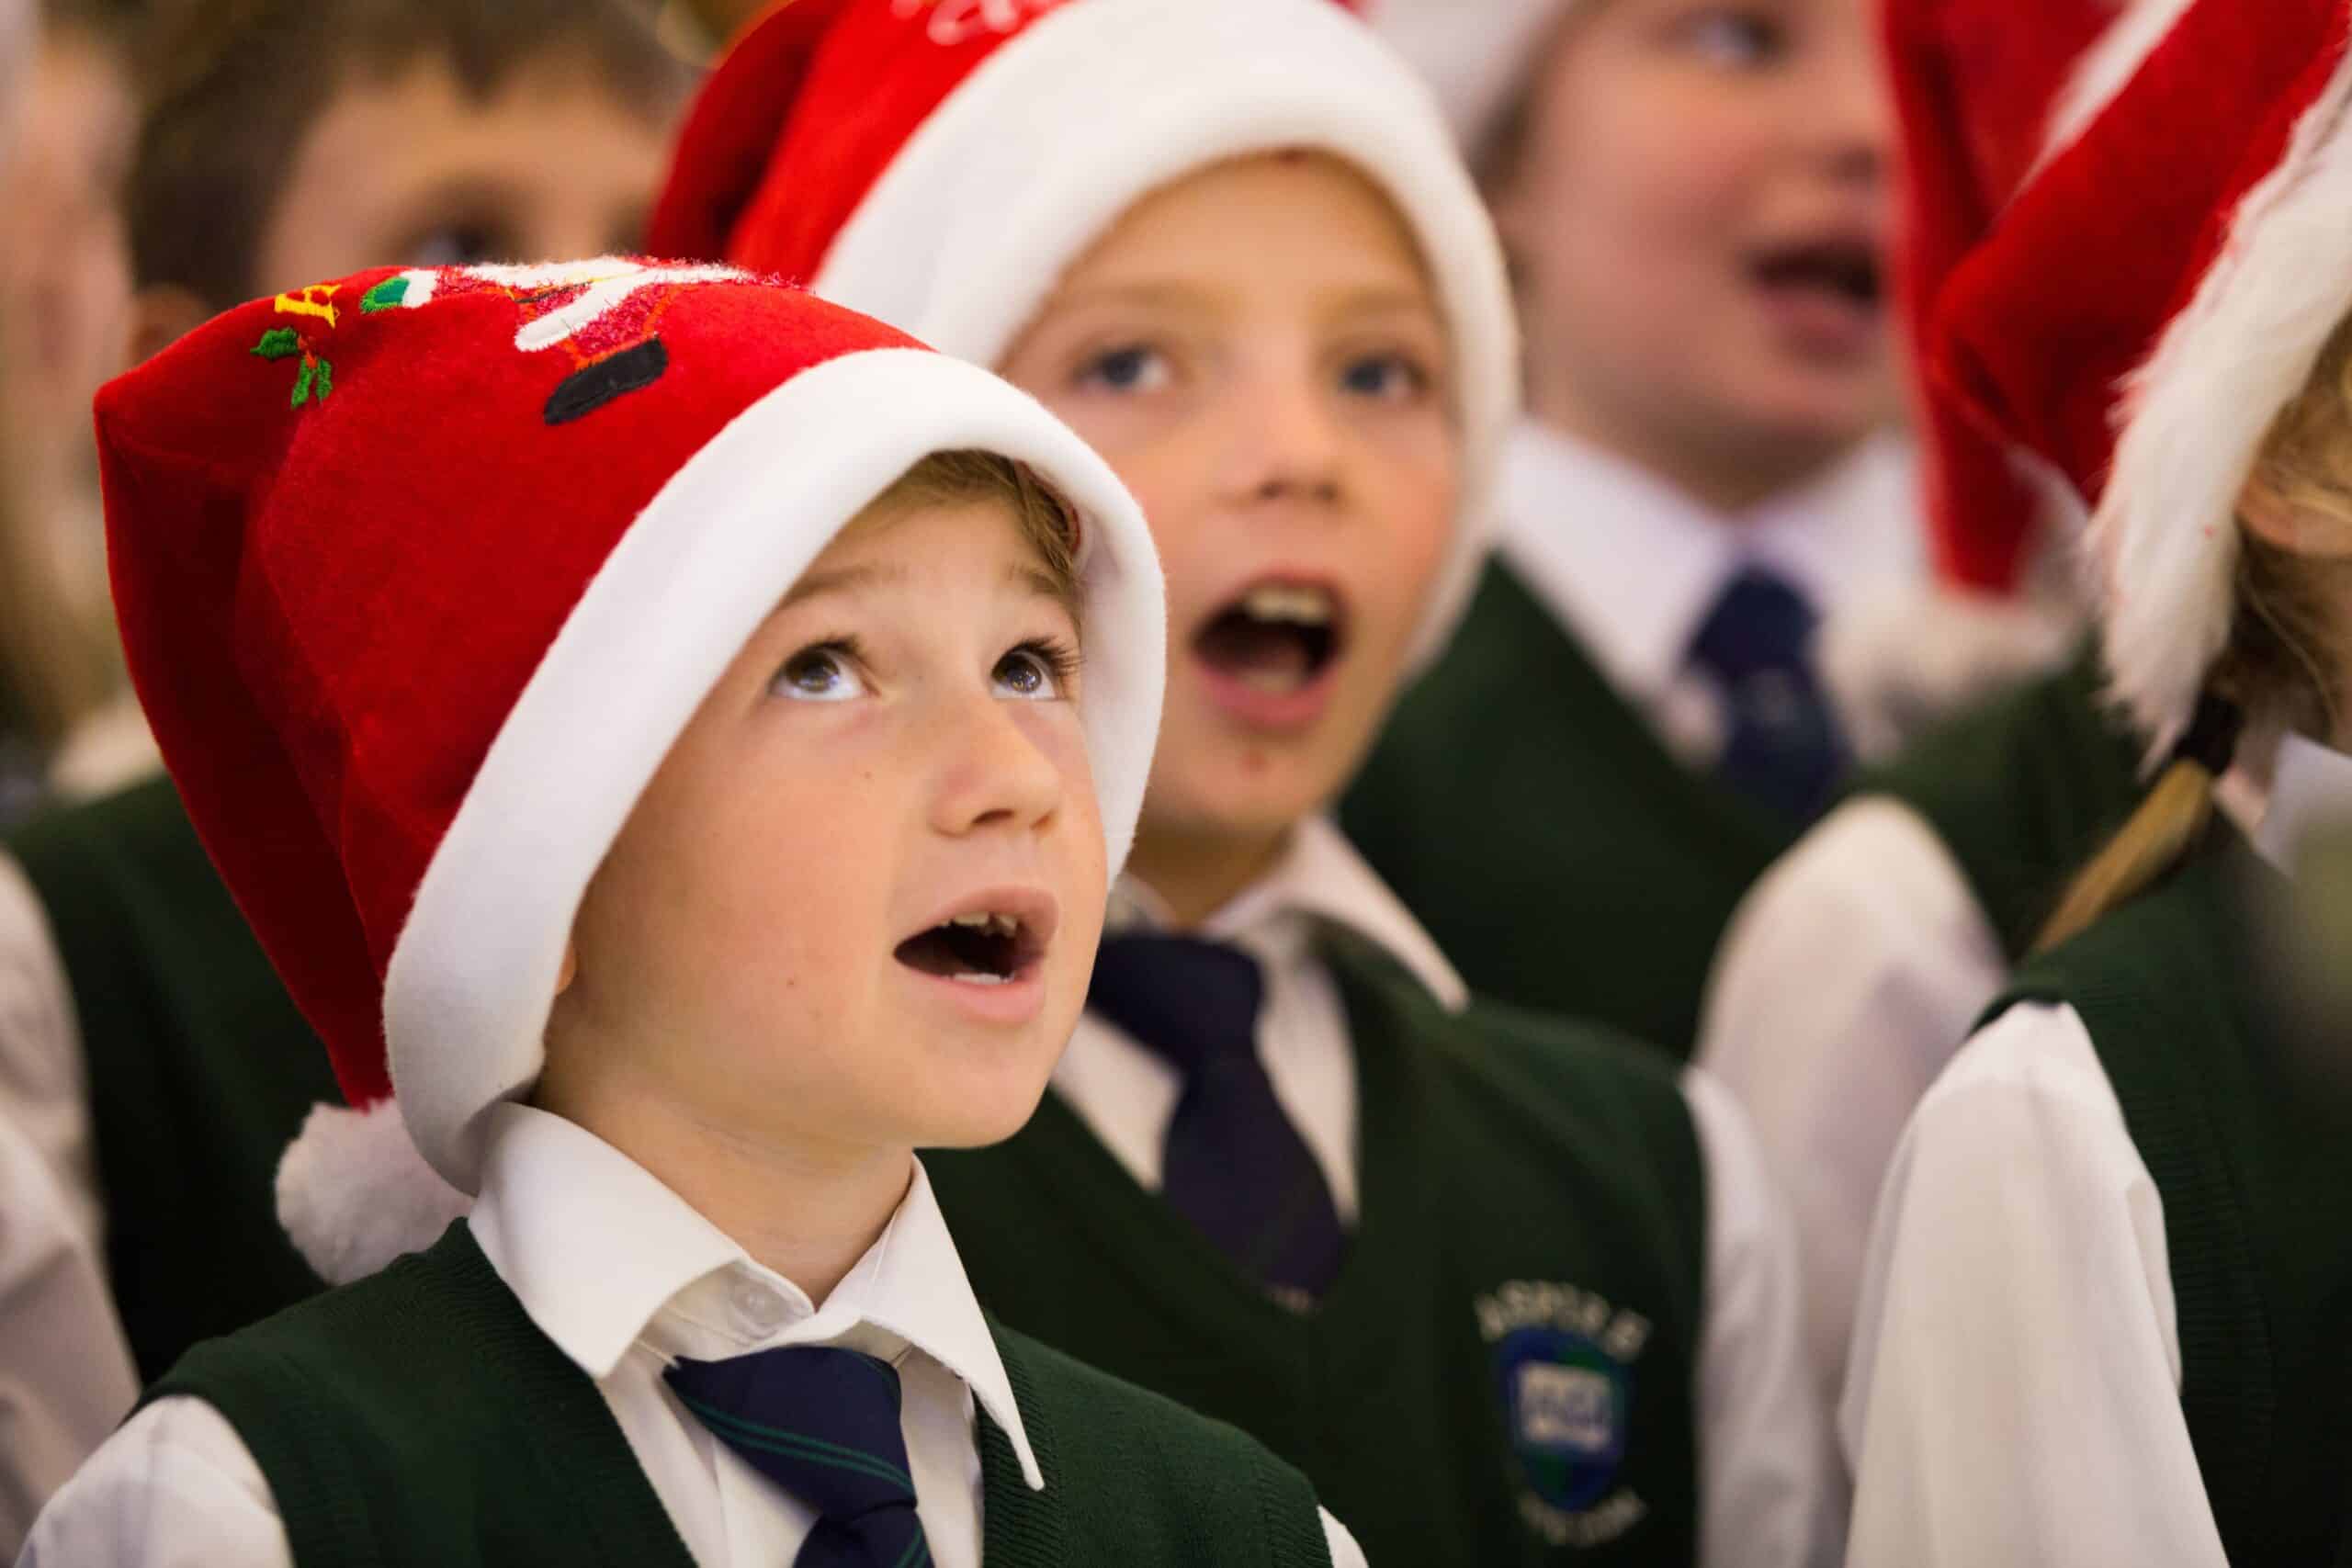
{"left": 1497, "top": 1325, "right": 1629, "bottom": 1511}
{"left": 1476, "top": 1280, "right": 1652, "bottom": 1548}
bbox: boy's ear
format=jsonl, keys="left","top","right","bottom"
{"left": 125, "top": 284, "right": 213, "bottom": 369}
{"left": 2240, "top": 469, "right": 2352, "bottom": 562}
{"left": 555, "top": 942, "right": 579, "bottom": 997}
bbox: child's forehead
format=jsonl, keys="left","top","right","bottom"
{"left": 1061, "top": 152, "right": 1442, "bottom": 309}
{"left": 779, "top": 496, "right": 1078, "bottom": 615}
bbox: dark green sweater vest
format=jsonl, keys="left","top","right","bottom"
{"left": 1858, "top": 640, "right": 2143, "bottom": 962}
{"left": 7, "top": 774, "right": 335, "bottom": 1382}
{"left": 927, "top": 936, "right": 1707, "bottom": 1564}
{"left": 1340, "top": 560, "right": 1795, "bottom": 1056}
{"left": 150, "top": 1222, "right": 1334, "bottom": 1568}
{"left": 1988, "top": 829, "right": 2352, "bottom": 1565}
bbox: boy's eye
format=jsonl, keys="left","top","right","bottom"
{"left": 770, "top": 644, "right": 869, "bottom": 702}
{"left": 1339, "top": 352, "right": 1432, "bottom": 403}
{"left": 1676, "top": 7, "right": 1787, "bottom": 69}
{"left": 1076, "top": 344, "right": 1172, "bottom": 395}
{"left": 994, "top": 639, "right": 1079, "bottom": 702}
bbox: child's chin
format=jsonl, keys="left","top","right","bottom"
{"left": 902, "top": 1077, "right": 1055, "bottom": 1153}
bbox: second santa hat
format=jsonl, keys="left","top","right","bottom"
{"left": 1932, "top": 0, "right": 2352, "bottom": 760}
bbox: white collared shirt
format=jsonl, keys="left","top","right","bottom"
{"left": 1053, "top": 816, "right": 1843, "bottom": 1568}
{"left": 1838, "top": 734, "right": 2352, "bottom": 1568}
{"left": 1495, "top": 421, "right": 1923, "bottom": 767}
{"left": 20, "top": 1105, "right": 1366, "bottom": 1566}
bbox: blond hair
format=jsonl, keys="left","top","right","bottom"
{"left": 862, "top": 449, "right": 1083, "bottom": 627}
{"left": 2037, "top": 320, "right": 2352, "bottom": 951}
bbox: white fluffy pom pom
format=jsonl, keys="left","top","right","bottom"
{"left": 276, "top": 1100, "right": 473, "bottom": 1286}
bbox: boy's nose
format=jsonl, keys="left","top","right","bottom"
{"left": 1220, "top": 366, "right": 1347, "bottom": 510}
{"left": 1806, "top": 15, "right": 1894, "bottom": 186}
{"left": 929, "top": 693, "right": 1066, "bottom": 838}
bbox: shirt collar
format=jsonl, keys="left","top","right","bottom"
{"left": 1112, "top": 816, "right": 1469, "bottom": 1010}
{"left": 2255, "top": 732, "right": 2352, "bottom": 876}
{"left": 468, "top": 1102, "right": 1045, "bottom": 1491}
{"left": 1495, "top": 419, "right": 1921, "bottom": 697}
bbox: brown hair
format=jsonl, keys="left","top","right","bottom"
{"left": 862, "top": 449, "right": 1085, "bottom": 628}
{"left": 125, "top": 0, "right": 691, "bottom": 310}
{"left": 2036, "top": 320, "right": 2352, "bottom": 952}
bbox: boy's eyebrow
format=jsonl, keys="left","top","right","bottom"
{"left": 1009, "top": 560, "right": 1080, "bottom": 612}
{"left": 780, "top": 561, "right": 910, "bottom": 606}
{"left": 1327, "top": 282, "right": 1445, "bottom": 322}
{"left": 1044, "top": 277, "right": 1224, "bottom": 315}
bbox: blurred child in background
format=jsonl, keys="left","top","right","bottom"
{"left": 0, "top": 6, "right": 145, "bottom": 1551}
{"left": 0, "top": 0, "right": 689, "bottom": 1515}
{"left": 0, "top": 0, "right": 137, "bottom": 821}
{"left": 1696, "top": 0, "right": 2148, "bottom": 1410}
{"left": 1344, "top": 0, "right": 1927, "bottom": 1055}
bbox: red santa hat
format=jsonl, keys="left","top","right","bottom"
{"left": 97, "top": 260, "right": 1164, "bottom": 1279}
{"left": 1883, "top": 0, "right": 2132, "bottom": 593}
{"left": 649, "top": 0, "right": 1516, "bottom": 670}
{"left": 1931, "top": 0, "right": 2352, "bottom": 760}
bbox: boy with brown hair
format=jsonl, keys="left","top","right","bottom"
{"left": 0, "top": 0, "right": 689, "bottom": 1485}
{"left": 24, "top": 258, "right": 1362, "bottom": 1565}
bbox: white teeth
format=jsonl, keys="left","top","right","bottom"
{"left": 952, "top": 972, "right": 1011, "bottom": 987}
{"left": 947, "top": 911, "right": 1022, "bottom": 936}
{"left": 1241, "top": 583, "right": 1335, "bottom": 627}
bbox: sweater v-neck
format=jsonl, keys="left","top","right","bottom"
{"left": 1008, "top": 938, "right": 1438, "bottom": 1335}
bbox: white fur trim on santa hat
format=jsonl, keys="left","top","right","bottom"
{"left": 380, "top": 347, "right": 1164, "bottom": 1191}
{"left": 2089, "top": 49, "right": 2352, "bottom": 762}
{"left": 2030, "top": 0, "right": 2188, "bottom": 188}
{"left": 277, "top": 1100, "right": 471, "bottom": 1285}
{"left": 810, "top": 0, "right": 1518, "bottom": 672}
{"left": 1367, "top": 0, "right": 1573, "bottom": 155}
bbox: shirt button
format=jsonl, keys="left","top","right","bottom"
{"left": 730, "top": 1279, "right": 791, "bottom": 1334}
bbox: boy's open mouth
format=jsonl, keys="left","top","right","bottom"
{"left": 895, "top": 909, "right": 1047, "bottom": 987}
{"left": 1193, "top": 580, "right": 1349, "bottom": 696}
{"left": 1749, "top": 238, "right": 1883, "bottom": 312}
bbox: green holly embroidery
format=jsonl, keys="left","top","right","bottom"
{"left": 360, "top": 276, "right": 410, "bottom": 313}
{"left": 251, "top": 329, "right": 333, "bottom": 408}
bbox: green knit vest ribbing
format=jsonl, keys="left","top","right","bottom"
{"left": 149, "top": 1223, "right": 1332, "bottom": 1568}
{"left": 7, "top": 774, "right": 336, "bottom": 1381}
{"left": 1340, "top": 559, "right": 1795, "bottom": 1056}
{"left": 926, "top": 934, "right": 1707, "bottom": 1565}
{"left": 1988, "top": 829, "right": 2352, "bottom": 1564}
{"left": 1858, "top": 640, "right": 2143, "bottom": 961}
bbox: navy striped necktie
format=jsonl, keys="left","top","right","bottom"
{"left": 1089, "top": 931, "right": 1346, "bottom": 1303}
{"left": 664, "top": 1345, "right": 931, "bottom": 1568}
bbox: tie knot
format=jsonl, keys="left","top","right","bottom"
{"left": 664, "top": 1345, "right": 917, "bottom": 1528}
{"left": 1089, "top": 932, "right": 1267, "bottom": 1076}
{"left": 1688, "top": 565, "right": 1819, "bottom": 686}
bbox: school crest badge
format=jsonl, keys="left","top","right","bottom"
{"left": 1476, "top": 1280, "right": 1652, "bottom": 1548}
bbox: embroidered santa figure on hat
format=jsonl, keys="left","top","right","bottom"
{"left": 97, "top": 258, "right": 1164, "bottom": 1280}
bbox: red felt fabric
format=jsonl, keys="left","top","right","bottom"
{"left": 1882, "top": 0, "right": 2116, "bottom": 592}
{"left": 1930, "top": 0, "right": 2352, "bottom": 502}
{"left": 96, "top": 266, "right": 922, "bottom": 1106}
